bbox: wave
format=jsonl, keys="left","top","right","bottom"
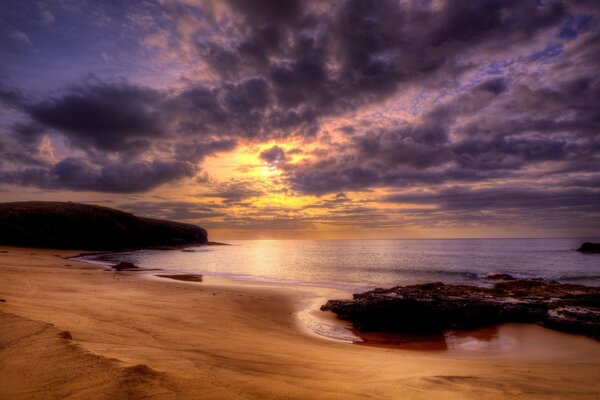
{"left": 556, "top": 274, "right": 600, "bottom": 282}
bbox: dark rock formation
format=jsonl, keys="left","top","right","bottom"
{"left": 577, "top": 242, "right": 600, "bottom": 254}
{"left": 0, "top": 201, "right": 208, "bottom": 250}
{"left": 111, "top": 261, "right": 141, "bottom": 271}
{"left": 484, "top": 273, "right": 516, "bottom": 281}
{"left": 322, "top": 277, "right": 600, "bottom": 339}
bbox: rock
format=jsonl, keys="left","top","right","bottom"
{"left": 112, "top": 261, "right": 140, "bottom": 271}
{"left": 321, "top": 279, "right": 600, "bottom": 339}
{"left": 577, "top": 242, "right": 600, "bottom": 254}
{"left": 484, "top": 273, "right": 516, "bottom": 281}
{"left": 0, "top": 201, "right": 208, "bottom": 250}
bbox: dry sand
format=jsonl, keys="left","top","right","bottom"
{"left": 0, "top": 246, "right": 599, "bottom": 399}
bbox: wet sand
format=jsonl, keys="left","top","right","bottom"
{"left": 1, "top": 246, "right": 599, "bottom": 399}
{"left": 156, "top": 274, "right": 204, "bottom": 282}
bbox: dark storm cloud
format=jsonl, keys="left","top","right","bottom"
{"left": 456, "top": 75, "right": 600, "bottom": 141}
{"left": 9, "top": 122, "right": 47, "bottom": 147}
{"left": 188, "top": 0, "right": 571, "bottom": 137}
{"left": 0, "top": 158, "right": 198, "bottom": 193}
{"left": 0, "top": 82, "right": 24, "bottom": 108}
{"left": 427, "top": 0, "right": 566, "bottom": 45}
{"left": 452, "top": 135, "right": 570, "bottom": 171}
{"left": 284, "top": 33, "right": 600, "bottom": 196}
{"left": 2, "top": 79, "right": 242, "bottom": 191}
{"left": 175, "top": 139, "right": 237, "bottom": 163}
{"left": 259, "top": 145, "right": 286, "bottom": 164}
{"left": 1, "top": 0, "right": 599, "bottom": 206}
{"left": 23, "top": 82, "right": 164, "bottom": 151}
{"left": 372, "top": 185, "right": 600, "bottom": 234}
{"left": 382, "top": 186, "right": 600, "bottom": 214}
{"left": 226, "top": 0, "right": 302, "bottom": 24}
{"left": 173, "top": 77, "right": 275, "bottom": 137}
{"left": 289, "top": 165, "right": 381, "bottom": 195}
{"left": 475, "top": 78, "right": 507, "bottom": 95}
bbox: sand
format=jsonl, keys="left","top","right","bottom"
{"left": 0, "top": 246, "right": 599, "bottom": 399}
{"left": 156, "top": 274, "right": 204, "bottom": 282}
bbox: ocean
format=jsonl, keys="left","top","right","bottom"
{"left": 83, "top": 237, "right": 600, "bottom": 290}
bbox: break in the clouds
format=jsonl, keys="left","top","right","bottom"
{"left": 0, "top": 0, "right": 599, "bottom": 238}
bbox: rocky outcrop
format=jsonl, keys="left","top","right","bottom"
{"left": 111, "top": 261, "right": 141, "bottom": 271}
{"left": 0, "top": 201, "right": 208, "bottom": 251}
{"left": 577, "top": 242, "right": 600, "bottom": 254}
{"left": 484, "top": 273, "right": 516, "bottom": 281}
{"left": 321, "top": 277, "right": 600, "bottom": 339}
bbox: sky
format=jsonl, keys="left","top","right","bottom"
{"left": 0, "top": 0, "right": 599, "bottom": 240}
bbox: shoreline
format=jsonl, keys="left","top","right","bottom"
{"left": 75, "top": 250, "right": 377, "bottom": 293}
{"left": 76, "top": 248, "right": 600, "bottom": 345}
{"left": 1, "top": 246, "right": 600, "bottom": 399}
{"left": 73, "top": 242, "right": 600, "bottom": 292}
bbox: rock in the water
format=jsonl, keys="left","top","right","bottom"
{"left": 112, "top": 261, "right": 140, "bottom": 271}
{"left": 321, "top": 279, "right": 600, "bottom": 339}
{"left": 577, "top": 242, "right": 600, "bottom": 254}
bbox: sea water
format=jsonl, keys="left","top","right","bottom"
{"left": 84, "top": 238, "right": 600, "bottom": 289}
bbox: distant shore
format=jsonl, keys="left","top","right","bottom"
{"left": 1, "top": 246, "right": 600, "bottom": 399}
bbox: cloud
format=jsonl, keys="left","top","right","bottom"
{"left": 259, "top": 145, "right": 286, "bottom": 165}
{"left": 0, "top": 0, "right": 599, "bottom": 237}
{"left": 476, "top": 78, "right": 508, "bottom": 95}
{"left": 166, "top": 0, "right": 572, "bottom": 141}
{"left": 281, "top": 32, "right": 600, "bottom": 196}
{"left": 0, "top": 158, "right": 198, "bottom": 193}
{"left": 0, "top": 82, "right": 24, "bottom": 108}
{"left": 101, "top": 52, "right": 112, "bottom": 63}
{"left": 8, "top": 30, "right": 31, "bottom": 45}
{"left": 175, "top": 139, "right": 237, "bottom": 163}
{"left": 36, "top": 2, "right": 55, "bottom": 25}
{"left": 381, "top": 186, "right": 599, "bottom": 213}
{"left": 119, "top": 201, "right": 226, "bottom": 221}
{"left": 23, "top": 82, "right": 164, "bottom": 151}
{"left": 374, "top": 185, "right": 600, "bottom": 233}
{"left": 202, "top": 180, "right": 264, "bottom": 204}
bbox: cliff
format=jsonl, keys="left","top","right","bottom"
{"left": 0, "top": 201, "right": 208, "bottom": 250}
{"left": 577, "top": 242, "right": 600, "bottom": 254}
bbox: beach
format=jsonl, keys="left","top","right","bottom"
{"left": 1, "top": 246, "right": 599, "bottom": 400}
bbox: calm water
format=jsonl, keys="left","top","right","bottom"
{"left": 85, "top": 238, "right": 600, "bottom": 290}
